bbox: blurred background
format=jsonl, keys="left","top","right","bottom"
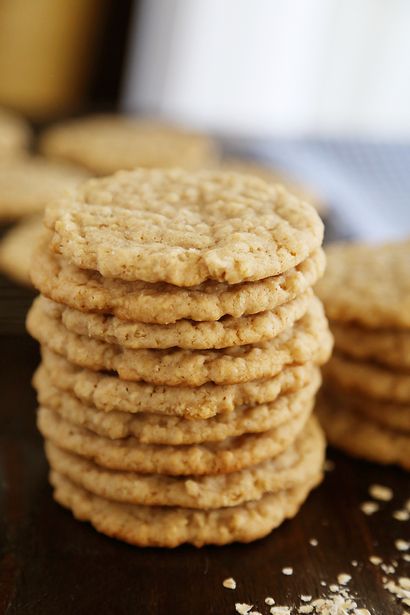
{"left": 0, "top": 0, "right": 409, "bottom": 251}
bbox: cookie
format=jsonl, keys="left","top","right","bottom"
{"left": 32, "top": 238, "right": 325, "bottom": 324}
{"left": 44, "top": 416, "right": 325, "bottom": 509}
{"left": 220, "top": 158, "right": 326, "bottom": 214}
{"left": 40, "top": 115, "right": 218, "bottom": 174}
{"left": 34, "top": 364, "right": 320, "bottom": 443}
{"left": 316, "top": 392, "right": 410, "bottom": 470}
{"left": 316, "top": 241, "right": 410, "bottom": 329}
{"left": 331, "top": 321, "right": 410, "bottom": 370}
{"left": 37, "top": 403, "right": 311, "bottom": 475}
{"left": 0, "top": 157, "right": 89, "bottom": 220}
{"left": 322, "top": 385, "right": 410, "bottom": 433}
{"left": 0, "top": 107, "right": 30, "bottom": 158}
{"left": 45, "top": 289, "right": 312, "bottom": 350}
{"left": 27, "top": 296, "right": 332, "bottom": 386}
{"left": 0, "top": 216, "right": 43, "bottom": 286}
{"left": 44, "top": 168, "right": 324, "bottom": 286}
{"left": 323, "top": 353, "right": 410, "bottom": 403}
{"left": 50, "top": 469, "right": 322, "bottom": 547}
{"left": 40, "top": 348, "right": 320, "bottom": 419}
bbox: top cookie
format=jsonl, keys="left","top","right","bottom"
{"left": 45, "top": 169, "right": 324, "bottom": 286}
{"left": 0, "top": 107, "right": 31, "bottom": 158}
{"left": 0, "top": 157, "right": 89, "bottom": 220}
{"left": 40, "top": 115, "right": 218, "bottom": 174}
{"left": 316, "top": 241, "right": 410, "bottom": 329}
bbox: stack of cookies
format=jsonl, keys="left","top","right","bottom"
{"left": 28, "top": 169, "right": 332, "bottom": 547}
{"left": 316, "top": 241, "right": 410, "bottom": 471}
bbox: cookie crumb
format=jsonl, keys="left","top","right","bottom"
{"left": 270, "top": 607, "right": 291, "bottom": 615}
{"left": 393, "top": 509, "right": 409, "bottom": 521}
{"left": 395, "top": 539, "right": 410, "bottom": 552}
{"left": 300, "top": 595, "right": 311, "bottom": 602}
{"left": 381, "top": 563, "right": 395, "bottom": 574}
{"left": 400, "top": 578, "right": 410, "bottom": 590}
{"left": 309, "top": 538, "right": 318, "bottom": 546}
{"left": 311, "top": 599, "right": 326, "bottom": 609}
{"left": 404, "top": 554, "right": 410, "bottom": 562}
{"left": 265, "top": 597, "right": 275, "bottom": 606}
{"left": 369, "top": 556, "right": 382, "bottom": 565}
{"left": 235, "top": 603, "right": 253, "bottom": 614}
{"left": 360, "top": 501, "right": 379, "bottom": 515}
{"left": 355, "top": 610, "right": 371, "bottom": 615}
{"left": 222, "top": 577, "right": 236, "bottom": 589}
{"left": 351, "top": 560, "right": 358, "bottom": 567}
{"left": 320, "top": 580, "right": 326, "bottom": 587}
{"left": 369, "top": 484, "right": 393, "bottom": 501}
{"left": 282, "top": 567, "right": 293, "bottom": 576}
{"left": 384, "top": 578, "right": 410, "bottom": 598}
{"left": 223, "top": 577, "right": 236, "bottom": 590}
{"left": 329, "top": 584, "right": 339, "bottom": 592}
{"left": 337, "top": 573, "right": 351, "bottom": 585}
{"left": 298, "top": 606, "right": 313, "bottom": 614}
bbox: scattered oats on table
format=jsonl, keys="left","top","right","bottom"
{"left": 360, "top": 501, "right": 379, "bottom": 515}
{"left": 395, "top": 539, "right": 410, "bottom": 551}
{"left": 393, "top": 509, "right": 410, "bottom": 521}
{"left": 222, "top": 577, "right": 236, "bottom": 590}
{"left": 369, "top": 484, "right": 393, "bottom": 501}
{"left": 235, "top": 603, "right": 253, "bottom": 614}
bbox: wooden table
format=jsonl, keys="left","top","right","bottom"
{"left": 0, "top": 274, "right": 408, "bottom": 615}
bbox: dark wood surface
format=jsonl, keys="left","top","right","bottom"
{"left": 0, "top": 273, "right": 408, "bottom": 615}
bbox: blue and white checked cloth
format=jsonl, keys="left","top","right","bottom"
{"left": 225, "top": 138, "right": 410, "bottom": 243}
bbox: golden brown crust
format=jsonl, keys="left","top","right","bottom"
{"left": 31, "top": 238, "right": 325, "bottom": 324}
{"left": 316, "top": 391, "right": 410, "bottom": 470}
{"left": 323, "top": 353, "right": 410, "bottom": 403}
{"left": 34, "top": 364, "right": 321, "bottom": 444}
{"left": 37, "top": 404, "right": 311, "bottom": 476}
{"left": 40, "top": 347, "right": 320, "bottom": 419}
{"left": 49, "top": 469, "right": 322, "bottom": 547}
{"left": 331, "top": 321, "right": 410, "bottom": 369}
{"left": 44, "top": 417, "right": 325, "bottom": 509}
{"left": 44, "top": 168, "right": 324, "bottom": 286}
{"left": 44, "top": 290, "right": 312, "bottom": 350}
{"left": 323, "top": 385, "right": 410, "bottom": 433}
{"left": 27, "top": 296, "right": 332, "bottom": 386}
{"left": 317, "top": 240, "right": 410, "bottom": 329}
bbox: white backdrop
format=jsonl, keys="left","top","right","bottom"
{"left": 123, "top": 0, "right": 410, "bottom": 137}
